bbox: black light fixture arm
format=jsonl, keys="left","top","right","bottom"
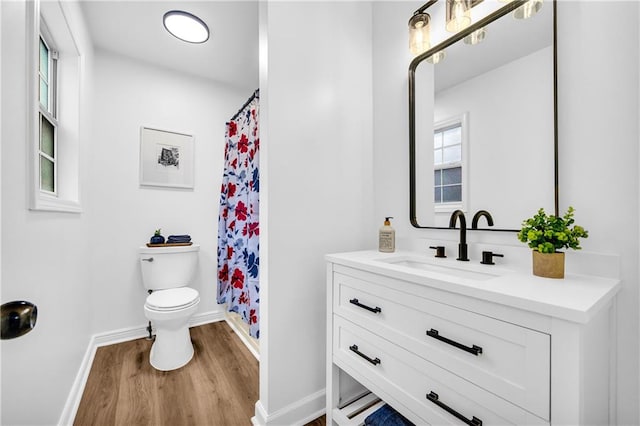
{"left": 414, "top": 0, "right": 439, "bottom": 15}
{"left": 414, "top": 0, "right": 486, "bottom": 16}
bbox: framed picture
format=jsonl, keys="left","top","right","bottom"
{"left": 140, "top": 127, "right": 194, "bottom": 189}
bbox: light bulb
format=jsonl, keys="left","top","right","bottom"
{"left": 446, "top": 0, "right": 471, "bottom": 33}
{"left": 427, "top": 50, "right": 446, "bottom": 64}
{"left": 463, "top": 27, "right": 487, "bottom": 45}
{"left": 514, "top": 0, "right": 543, "bottom": 19}
{"left": 409, "top": 13, "right": 431, "bottom": 56}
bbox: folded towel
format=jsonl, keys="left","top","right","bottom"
{"left": 167, "top": 235, "right": 191, "bottom": 243}
{"left": 364, "top": 404, "right": 414, "bottom": 426}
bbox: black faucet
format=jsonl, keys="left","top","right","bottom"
{"left": 448, "top": 210, "right": 469, "bottom": 261}
{"left": 471, "top": 210, "right": 494, "bottom": 229}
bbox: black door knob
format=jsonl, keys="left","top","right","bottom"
{"left": 1, "top": 301, "right": 38, "bottom": 340}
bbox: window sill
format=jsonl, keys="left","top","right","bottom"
{"left": 31, "top": 195, "right": 82, "bottom": 213}
{"left": 434, "top": 204, "right": 464, "bottom": 215}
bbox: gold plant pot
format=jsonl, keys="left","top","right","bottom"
{"left": 532, "top": 250, "right": 565, "bottom": 279}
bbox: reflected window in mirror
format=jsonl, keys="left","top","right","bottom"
{"left": 433, "top": 113, "right": 468, "bottom": 214}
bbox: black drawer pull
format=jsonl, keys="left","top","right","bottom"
{"left": 349, "top": 344, "right": 381, "bottom": 366}
{"left": 426, "top": 328, "right": 482, "bottom": 356}
{"left": 349, "top": 298, "right": 382, "bottom": 314}
{"left": 427, "top": 391, "right": 482, "bottom": 426}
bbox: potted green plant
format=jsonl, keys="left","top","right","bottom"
{"left": 517, "top": 206, "right": 588, "bottom": 278}
{"left": 150, "top": 229, "right": 165, "bottom": 245}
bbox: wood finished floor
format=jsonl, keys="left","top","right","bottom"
{"left": 75, "top": 321, "right": 325, "bottom": 426}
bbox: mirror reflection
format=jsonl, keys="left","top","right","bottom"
{"left": 410, "top": 1, "right": 555, "bottom": 231}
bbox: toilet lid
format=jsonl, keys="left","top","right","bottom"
{"left": 146, "top": 288, "right": 200, "bottom": 311}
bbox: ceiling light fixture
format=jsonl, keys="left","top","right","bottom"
{"left": 163, "top": 10, "right": 209, "bottom": 44}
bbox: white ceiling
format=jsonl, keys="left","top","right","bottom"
{"left": 80, "top": 1, "right": 259, "bottom": 90}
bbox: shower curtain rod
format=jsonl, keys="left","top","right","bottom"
{"left": 229, "top": 89, "right": 259, "bottom": 122}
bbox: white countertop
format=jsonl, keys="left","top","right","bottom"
{"left": 326, "top": 250, "right": 621, "bottom": 324}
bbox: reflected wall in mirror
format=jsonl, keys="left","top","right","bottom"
{"left": 409, "top": 0, "right": 556, "bottom": 231}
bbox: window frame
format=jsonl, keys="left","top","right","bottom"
{"left": 27, "top": 0, "right": 82, "bottom": 213}
{"left": 433, "top": 113, "right": 469, "bottom": 214}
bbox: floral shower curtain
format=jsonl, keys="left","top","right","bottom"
{"left": 216, "top": 90, "right": 260, "bottom": 339}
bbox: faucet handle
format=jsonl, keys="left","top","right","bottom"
{"left": 481, "top": 251, "right": 504, "bottom": 265}
{"left": 429, "top": 246, "right": 447, "bottom": 258}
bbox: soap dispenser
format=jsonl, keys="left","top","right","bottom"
{"left": 379, "top": 217, "right": 395, "bottom": 253}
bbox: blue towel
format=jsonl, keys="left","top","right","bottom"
{"left": 167, "top": 235, "right": 191, "bottom": 243}
{"left": 364, "top": 404, "right": 414, "bottom": 426}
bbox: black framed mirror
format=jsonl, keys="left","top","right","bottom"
{"left": 409, "top": 0, "right": 558, "bottom": 231}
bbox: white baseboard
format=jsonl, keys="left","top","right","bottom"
{"left": 225, "top": 311, "right": 260, "bottom": 361}
{"left": 252, "top": 401, "right": 268, "bottom": 426}
{"left": 252, "top": 389, "right": 326, "bottom": 426}
{"left": 190, "top": 310, "right": 225, "bottom": 328}
{"left": 57, "top": 310, "right": 224, "bottom": 426}
{"left": 58, "top": 334, "right": 99, "bottom": 426}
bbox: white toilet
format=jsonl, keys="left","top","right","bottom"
{"left": 139, "top": 244, "right": 200, "bottom": 371}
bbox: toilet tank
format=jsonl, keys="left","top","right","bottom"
{"left": 139, "top": 245, "right": 200, "bottom": 291}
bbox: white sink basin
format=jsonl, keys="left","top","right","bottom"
{"left": 375, "top": 255, "right": 500, "bottom": 281}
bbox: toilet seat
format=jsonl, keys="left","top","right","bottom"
{"left": 145, "top": 287, "right": 200, "bottom": 311}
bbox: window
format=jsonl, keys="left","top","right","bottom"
{"left": 28, "top": 0, "right": 82, "bottom": 212}
{"left": 39, "top": 33, "right": 58, "bottom": 195}
{"left": 433, "top": 123, "right": 462, "bottom": 204}
{"left": 432, "top": 113, "right": 468, "bottom": 212}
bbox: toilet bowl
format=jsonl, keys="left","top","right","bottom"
{"left": 139, "top": 245, "right": 200, "bottom": 371}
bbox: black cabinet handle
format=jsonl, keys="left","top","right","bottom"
{"left": 426, "top": 328, "right": 482, "bottom": 356}
{"left": 349, "top": 298, "right": 381, "bottom": 314}
{"left": 427, "top": 391, "right": 482, "bottom": 426}
{"left": 349, "top": 344, "right": 381, "bottom": 366}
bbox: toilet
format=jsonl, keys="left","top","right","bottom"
{"left": 139, "top": 244, "right": 200, "bottom": 371}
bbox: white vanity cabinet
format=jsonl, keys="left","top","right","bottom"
{"left": 326, "top": 251, "right": 621, "bottom": 426}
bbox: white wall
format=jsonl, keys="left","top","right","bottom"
{"left": 88, "top": 50, "right": 252, "bottom": 334}
{"left": 372, "top": 2, "right": 416, "bottom": 246}
{"left": 257, "top": 2, "right": 375, "bottom": 424}
{"left": 1, "top": 1, "right": 94, "bottom": 424}
{"left": 557, "top": 2, "right": 639, "bottom": 422}
{"left": 373, "top": 1, "right": 639, "bottom": 423}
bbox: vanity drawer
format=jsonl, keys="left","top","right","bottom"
{"left": 333, "top": 315, "right": 548, "bottom": 426}
{"left": 333, "top": 272, "right": 550, "bottom": 420}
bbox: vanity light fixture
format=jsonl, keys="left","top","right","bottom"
{"left": 426, "top": 50, "right": 447, "bottom": 64}
{"left": 409, "top": 12, "right": 432, "bottom": 56}
{"left": 409, "top": 0, "right": 486, "bottom": 58}
{"left": 514, "top": 0, "right": 543, "bottom": 19}
{"left": 163, "top": 10, "right": 210, "bottom": 44}
{"left": 446, "top": 0, "right": 472, "bottom": 33}
{"left": 499, "top": 0, "right": 543, "bottom": 19}
{"left": 463, "top": 27, "right": 486, "bottom": 45}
